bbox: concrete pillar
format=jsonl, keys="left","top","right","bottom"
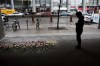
{"left": 51, "top": 0, "right": 53, "bottom": 12}
{"left": 97, "top": 0, "right": 100, "bottom": 5}
{"left": 98, "top": 14, "right": 100, "bottom": 29}
{"left": 31, "top": 0, "right": 32, "bottom": 7}
{"left": 83, "top": 0, "right": 86, "bottom": 12}
{"left": 32, "top": 0, "right": 36, "bottom": 13}
{"left": 50, "top": 0, "right": 53, "bottom": 22}
{"left": 0, "top": 13, "right": 5, "bottom": 40}
{"left": 32, "top": 0, "right": 36, "bottom": 23}
{"left": 22, "top": 0, "right": 24, "bottom": 7}
{"left": 11, "top": 0, "right": 14, "bottom": 9}
{"left": 67, "top": 0, "right": 71, "bottom": 12}
{"left": 75, "top": 0, "right": 78, "bottom": 11}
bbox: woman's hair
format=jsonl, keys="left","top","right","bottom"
{"left": 76, "top": 11, "right": 84, "bottom": 19}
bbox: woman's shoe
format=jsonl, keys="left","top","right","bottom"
{"left": 75, "top": 45, "right": 81, "bottom": 49}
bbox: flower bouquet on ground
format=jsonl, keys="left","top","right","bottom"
{"left": 0, "top": 40, "right": 57, "bottom": 55}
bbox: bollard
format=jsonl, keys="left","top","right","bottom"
{"left": 36, "top": 19, "right": 40, "bottom": 30}
{"left": 32, "top": 15, "right": 34, "bottom": 23}
{"left": 50, "top": 14, "right": 53, "bottom": 22}
{"left": 69, "top": 15, "right": 73, "bottom": 22}
{"left": 32, "top": 13, "right": 35, "bottom": 23}
{"left": 26, "top": 19, "right": 28, "bottom": 30}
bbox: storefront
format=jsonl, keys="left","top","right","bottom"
{"left": 0, "top": 0, "right": 52, "bottom": 13}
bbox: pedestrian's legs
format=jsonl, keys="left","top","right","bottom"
{"left": 76, "top": 33, "right": 81, "bottom": 48}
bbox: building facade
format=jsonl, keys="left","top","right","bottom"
{"left": 1, "top": 0, "right": 100, "bottom": 12}
{"left": 0, "top": 0, "right": 52, "bottom": 12}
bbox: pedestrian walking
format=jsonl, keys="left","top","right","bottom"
{"left": 36, "top": 19, "right": 40, "bottom": 30}
{"left": 75, "top": 12, "right": 84, "bottom": 49}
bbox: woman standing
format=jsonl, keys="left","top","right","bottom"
{"left": 76, "top": 12, "right": 84, "bottom": 49}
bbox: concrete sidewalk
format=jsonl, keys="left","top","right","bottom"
{"left": 1, "top": 23, "right": 100, "bottom": 66}
{"left": 4, "top": 17, "right": 100, "bottom": 37}
{"left": 0, "top": 34, "right": 100, "bottom": 66}
{"left": 0, "top": 17, "right": 100, "bottom": 66}
{"left": 4, "top": 23, "right": 100, "bottom": 37}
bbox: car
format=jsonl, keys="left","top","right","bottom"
{"left": 46, "top": 12, "right": 52, "bottom": 16}
{"left": 37, "top": 12, "right": 52, "bottom": 17}
{"left": 36, "top": 12, "right": 41, "bottom": 15}
{"left": 7, "top": 12, "right": 24, "bottom": 16}
{"left": 24, "top": 12, "right": 29, "bottom": 15}
{"left": 60, "top": 12, "right": 70, "bottom": 16}
{"left": 82, "top": 12, "right": 88, "bottom": 15}
{"left": 53, "top": 13, "right": 61, "bottom": 16}
{"left": 84, "top": 14, "right": 93, "bottom": 23}
{"left": 1, "top": 13, "right": 9, "bottom": 22}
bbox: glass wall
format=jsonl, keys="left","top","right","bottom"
{"left": 35, "top": 0, "right": 51, "bottom": 12}
{"left": 14, "top": 0, "right": 32, "bottom": 12}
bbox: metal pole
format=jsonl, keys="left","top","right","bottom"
{"left": 26, "top": 19, "right": 28, "bottom": 30}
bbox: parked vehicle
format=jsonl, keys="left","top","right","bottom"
{"left": 3, "top": 21, "right": 9, "bottom": 30}
{"left": 36, "top": 12, "right": 52, "bottom": 17}
{"left": 0, "top": 8, "right": 16, "bottom": 15}
{"left": 84, "top": 14, "right": 93, "bottom": 23}
{"left": 12, "top": 19, "right": 20, "bottom": 31}
{"left": 60, "top": 12, "right": 70, "bottom": 16}
{"left": 24, "top": 12, "right": 29, "bottom": 15}
{"left": 1, "top": 13, "right": 9, "bottom": 22}
{"left": 82, "top": 12, "right": 88, "bottom": 15}
{"left": 7, "top": 12, "right": 24, "bottom": 17}
{"left": 36, "top": 12, "right": 41, "bottom": 15}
